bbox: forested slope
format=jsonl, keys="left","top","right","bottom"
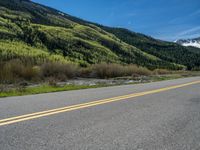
{"left": 1, "top": 0, "right": 199, "bottom": 70}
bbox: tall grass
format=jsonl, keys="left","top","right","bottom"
{"left": 90, "top": 63, "right": 152, "bottom": 78}
{"left": 41, "top": 62, "right": 78, "bottom": 81}
{"left": 1, "top": 59, "right": 173, "bottom": 84}
{"left": 0, "top": 59, "right": 40, "bottom": 83}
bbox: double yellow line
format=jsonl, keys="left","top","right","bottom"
{"left": 0, "top": 80, "right": 200, "bottom": 127}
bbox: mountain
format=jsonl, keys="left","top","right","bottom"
{"left": 176, "top": 37, "right": 200, "bottom": 48}
{"left": 98, "top": 27, "right": 200, "bottom": 70}
{"left": 0, "top": 0, "right": 200, "bottom": 70}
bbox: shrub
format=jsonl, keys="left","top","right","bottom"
{"left": 0, "top": 59, "right": 160, "bottom": 83}
{"left": 91, "top": 63, "right": 124, "bottom": 78}
{"left": 124, "top": 65, "right": 152, "bottom": 77}
{"left": 90, "top": 63, "right": 152, "bottom": 78}
{"left": 78, "top": 67, "right": 93, "bottom": 78}
{"left": 0, "top": 59, "right": 40, "bottom": 83}
{"left": 41, "top": 62, "right": 79, "bottom": 81}
{"left": 153, "top": 69, "right": 171, "bottom": 75}
{"left": 21, "top": 66, "right": 40, "bottom": 81}
{"left": 0, "top": 59, "right": 24, "bottom": 83}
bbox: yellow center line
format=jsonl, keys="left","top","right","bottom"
{"left": 0, "top": 80, "right": 200, "bottom": 126}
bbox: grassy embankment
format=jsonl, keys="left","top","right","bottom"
{"left": 0, "top": 84, "right": 103, "bottom": 97}
{"left": 1, "top": 71, "right": 199, "bottom": 98}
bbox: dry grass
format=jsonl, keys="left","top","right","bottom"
{"left": 90, "top": 63, "right": 152, "bottom": 78}
{"left": 40, "top": 62, "right": 78, "bottom": 81}
{"left": 1, "top": 60, "right": 176, "bottom": 83}
{"left": 0, "top": 59, "right": 39, "bottom": 83}
{"left": 153, "top": 69, "right": 171, "bottom": 75}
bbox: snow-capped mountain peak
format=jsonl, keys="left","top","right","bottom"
{"left": 176, "top": 37, "right": 200, "bottom": 48}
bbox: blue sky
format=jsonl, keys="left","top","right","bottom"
{"left": 32, "top": 0, "right": 200, "bottom": 41}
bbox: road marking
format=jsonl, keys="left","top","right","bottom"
{"left": 0, "top": 80, "right": 200, "bottom": 126}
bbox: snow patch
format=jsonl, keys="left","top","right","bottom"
{"left": 58, "top": 12, "right": 65, "bottom": 16}
{"left": 182, "top": 41, "right": 200, "bottom": 48}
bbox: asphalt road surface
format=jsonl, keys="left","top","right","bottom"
{"left": 0, "top": 77, "right": 200, "bottom": 150}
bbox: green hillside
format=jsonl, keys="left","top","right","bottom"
{"left": 99, "top": 27, "right": 200, "bottom": 70}
{"left": 0, "top": 0, "right": 199, "bottom": 70}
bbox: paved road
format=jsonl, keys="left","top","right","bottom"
{"left": 0, "top": 77, "right": 200, "bottom": 150}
